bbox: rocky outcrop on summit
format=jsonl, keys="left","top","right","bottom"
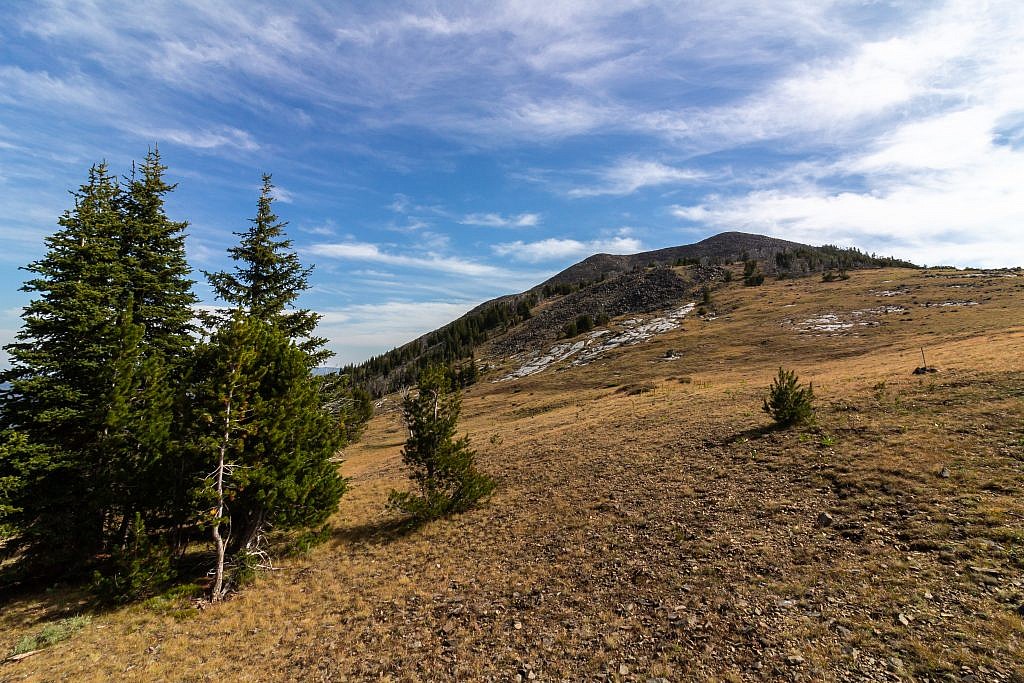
{"left": 540, "top": 232, "right": 803, "bottom": 287}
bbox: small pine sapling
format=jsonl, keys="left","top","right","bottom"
{"left": 762, "top": 367, "right": 814, "bottom": 427}
{"left": 389, "top": 366, "right": 495, "bottom": 521}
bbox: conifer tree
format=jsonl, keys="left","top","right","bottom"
{"left": 205, "top": 175, "right": 329, "bottom": 365}
{"left": 0, "top": 163, "right": 128, "bottom": 566}
{"left": 188, "top": 316, "right": 346, "bottom": 586}
{"left": 1, "top": 154, "right": 195, "bottom": 578}
{"left": 120, "top": 147, "right": 197, "bottom": 361}
{"left": 97, "top": 301, "right": 176, "bottom": 543}
{"left": 389, "top": 365, "right": 495, "bottom": 521}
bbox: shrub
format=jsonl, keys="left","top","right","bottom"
{"left": 762, "top": 368, "right": 814, "bottom": 427}
{"left": 743, "top": 260, "right": 765, "bottom": 286}
{"left": 822, "top": 268, "right": 851, "bottom": 282}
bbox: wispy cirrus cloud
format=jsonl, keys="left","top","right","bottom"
{"left": 568, "top": 158, "right": 705, "bottom": 198}
{"left": 134, "top": 125, "right": 260, "bottom": 152}
{"left": 668, "top": 0, "right": 1024, "bottom": 267}
{"left": 493, "top": 235, "right": 642, "bottom": 263}
{"left": 460, "top": 212, "right": 540, "bottom": 228}
{"left": 306, "top": 241, "right": 507, "bottom": 278}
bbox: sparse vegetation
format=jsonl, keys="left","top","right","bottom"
{"left": 2, "top": 257, "right": 1021, "bottom": 680}
{"left": 743, "top": 259, "right": 765, "bottom": 286}
{"left": 388, "top": 366, "right": 495, "bottom": 521}
{"left": 11, "top": 616, "right": 91, "bottom": 656}
{"left": 762, "top": 367, "right": 815, "bottom": 426}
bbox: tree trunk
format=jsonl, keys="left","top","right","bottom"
{"left": 210, "top": 384, "right": 233, "bottom": 602}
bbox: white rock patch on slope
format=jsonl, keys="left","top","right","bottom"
{"left": 501, "top": 303, "right": 696, "bottom": 380}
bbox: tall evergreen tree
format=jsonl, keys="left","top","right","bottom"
{"left": 0, "top": 154, "right": 196, "bottom": 577}
{"left": 120, "top": 147, "right": 197, "bottom": 361}
{"left": 0, "top": 163, "right": 128, "bottom": 567}
{"left": 205, "top": 175, "right": 329, "bottom": 365}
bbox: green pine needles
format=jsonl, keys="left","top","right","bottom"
{"left": 762, "top": 367, "right": 815, "bottom": 427}
{"left": 389, "top": 366, "right": 495, "bottom": 522}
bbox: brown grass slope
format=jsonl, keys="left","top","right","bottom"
{"left": 2, "top": 266, "right": 1023, "bottom": 682}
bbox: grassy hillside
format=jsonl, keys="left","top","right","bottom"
{"left": 2, "top": 266, "right": 1022, "bottom": 681}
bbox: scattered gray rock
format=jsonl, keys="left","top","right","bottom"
{"left": 938, "top": 466, "right": 950, "bottom": 478}
{"left": 817, "top": 511, "right": 834, "bottom": 527}
{"left": 896, "top": 613, "right": 910, "bottom": 627}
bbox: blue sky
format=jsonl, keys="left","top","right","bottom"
{"left": 2, "top": 1, "right": 1022, "bottom": 366}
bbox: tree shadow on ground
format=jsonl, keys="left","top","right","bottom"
{"left": 331, "top": 515, "right": 420, "bottom": 548}
{"left": 711, "top": 423, "right": 780, "bottom": 448}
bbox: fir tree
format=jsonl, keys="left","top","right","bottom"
{"left": 97, "top": 301, "right": 176, "bottom": 548}
{"left": 0, "top": 163, "right": 128, "bottom": 567}
{"left": 120, "top": 147, "right": 197, "bottom": 361}
{"left": 0, "top": 155, "right": 194, "bottom": 578}
{"left": 205, "top": 175, "right": 329, "bottom": 365}
{"left": 388, "top": 365, "right": 495, "bottom": 521}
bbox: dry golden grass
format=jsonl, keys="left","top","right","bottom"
{"left": 2, "top": 267, "right": 1023, "bottom": 682}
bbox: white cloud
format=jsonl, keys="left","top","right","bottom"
{"left": 316, "top": 300, "right": 484, "bottom": 365}
{"left": 668, "top": 0, "right": 1024, "bottom": 271}
{"left": 569, "top": 158, "right": 705, "bottom": 197}
{"left": 493, "top": 235, "right": 642, "bottom": 263}
{"left": 670, "top": 105, "right": 1024, "bottom": 267}
{"left": 136, "top": 125, "right": 259, "bottom": 152}
{"left": 0, "top": 66, "right": 110, "bottom": 109}
{"left": 460, "top": 212, "right": 540, "bottom": 228}
{"left": 270, "top": 184, "right": 294, "bottom": 203}
{"left": 306, "top": 241, "right": 507, "bottom": 277}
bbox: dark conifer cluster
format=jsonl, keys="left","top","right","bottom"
{"left": 0, "top": 152, "right": 370, "bottom": 601}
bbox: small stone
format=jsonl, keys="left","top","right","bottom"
{"left": 619, "top": 663, "right": 630, "bottom": 675}
{"left": 938, "top": 466, "right": 950, "bottom": 478}
{"left": 787, "top": 655, "right": 805, "bottom": 666}
{"left": 817, "top": 511, "right": 834, "bottom": 527}
{"left": 527, "top": 672, "right": 537, "bottom": 680}
{"left": 513, "top": 621, "right": 523, "bottom": 630}
{"left": 924, "top": 591, "right": 933, "bottom": 600}
{"left": 896, "top": 613, "right": 910, "bottom": 626}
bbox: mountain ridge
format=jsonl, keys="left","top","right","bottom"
{"left": 343, "top": 231, "right": 917, "bottom": 395}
